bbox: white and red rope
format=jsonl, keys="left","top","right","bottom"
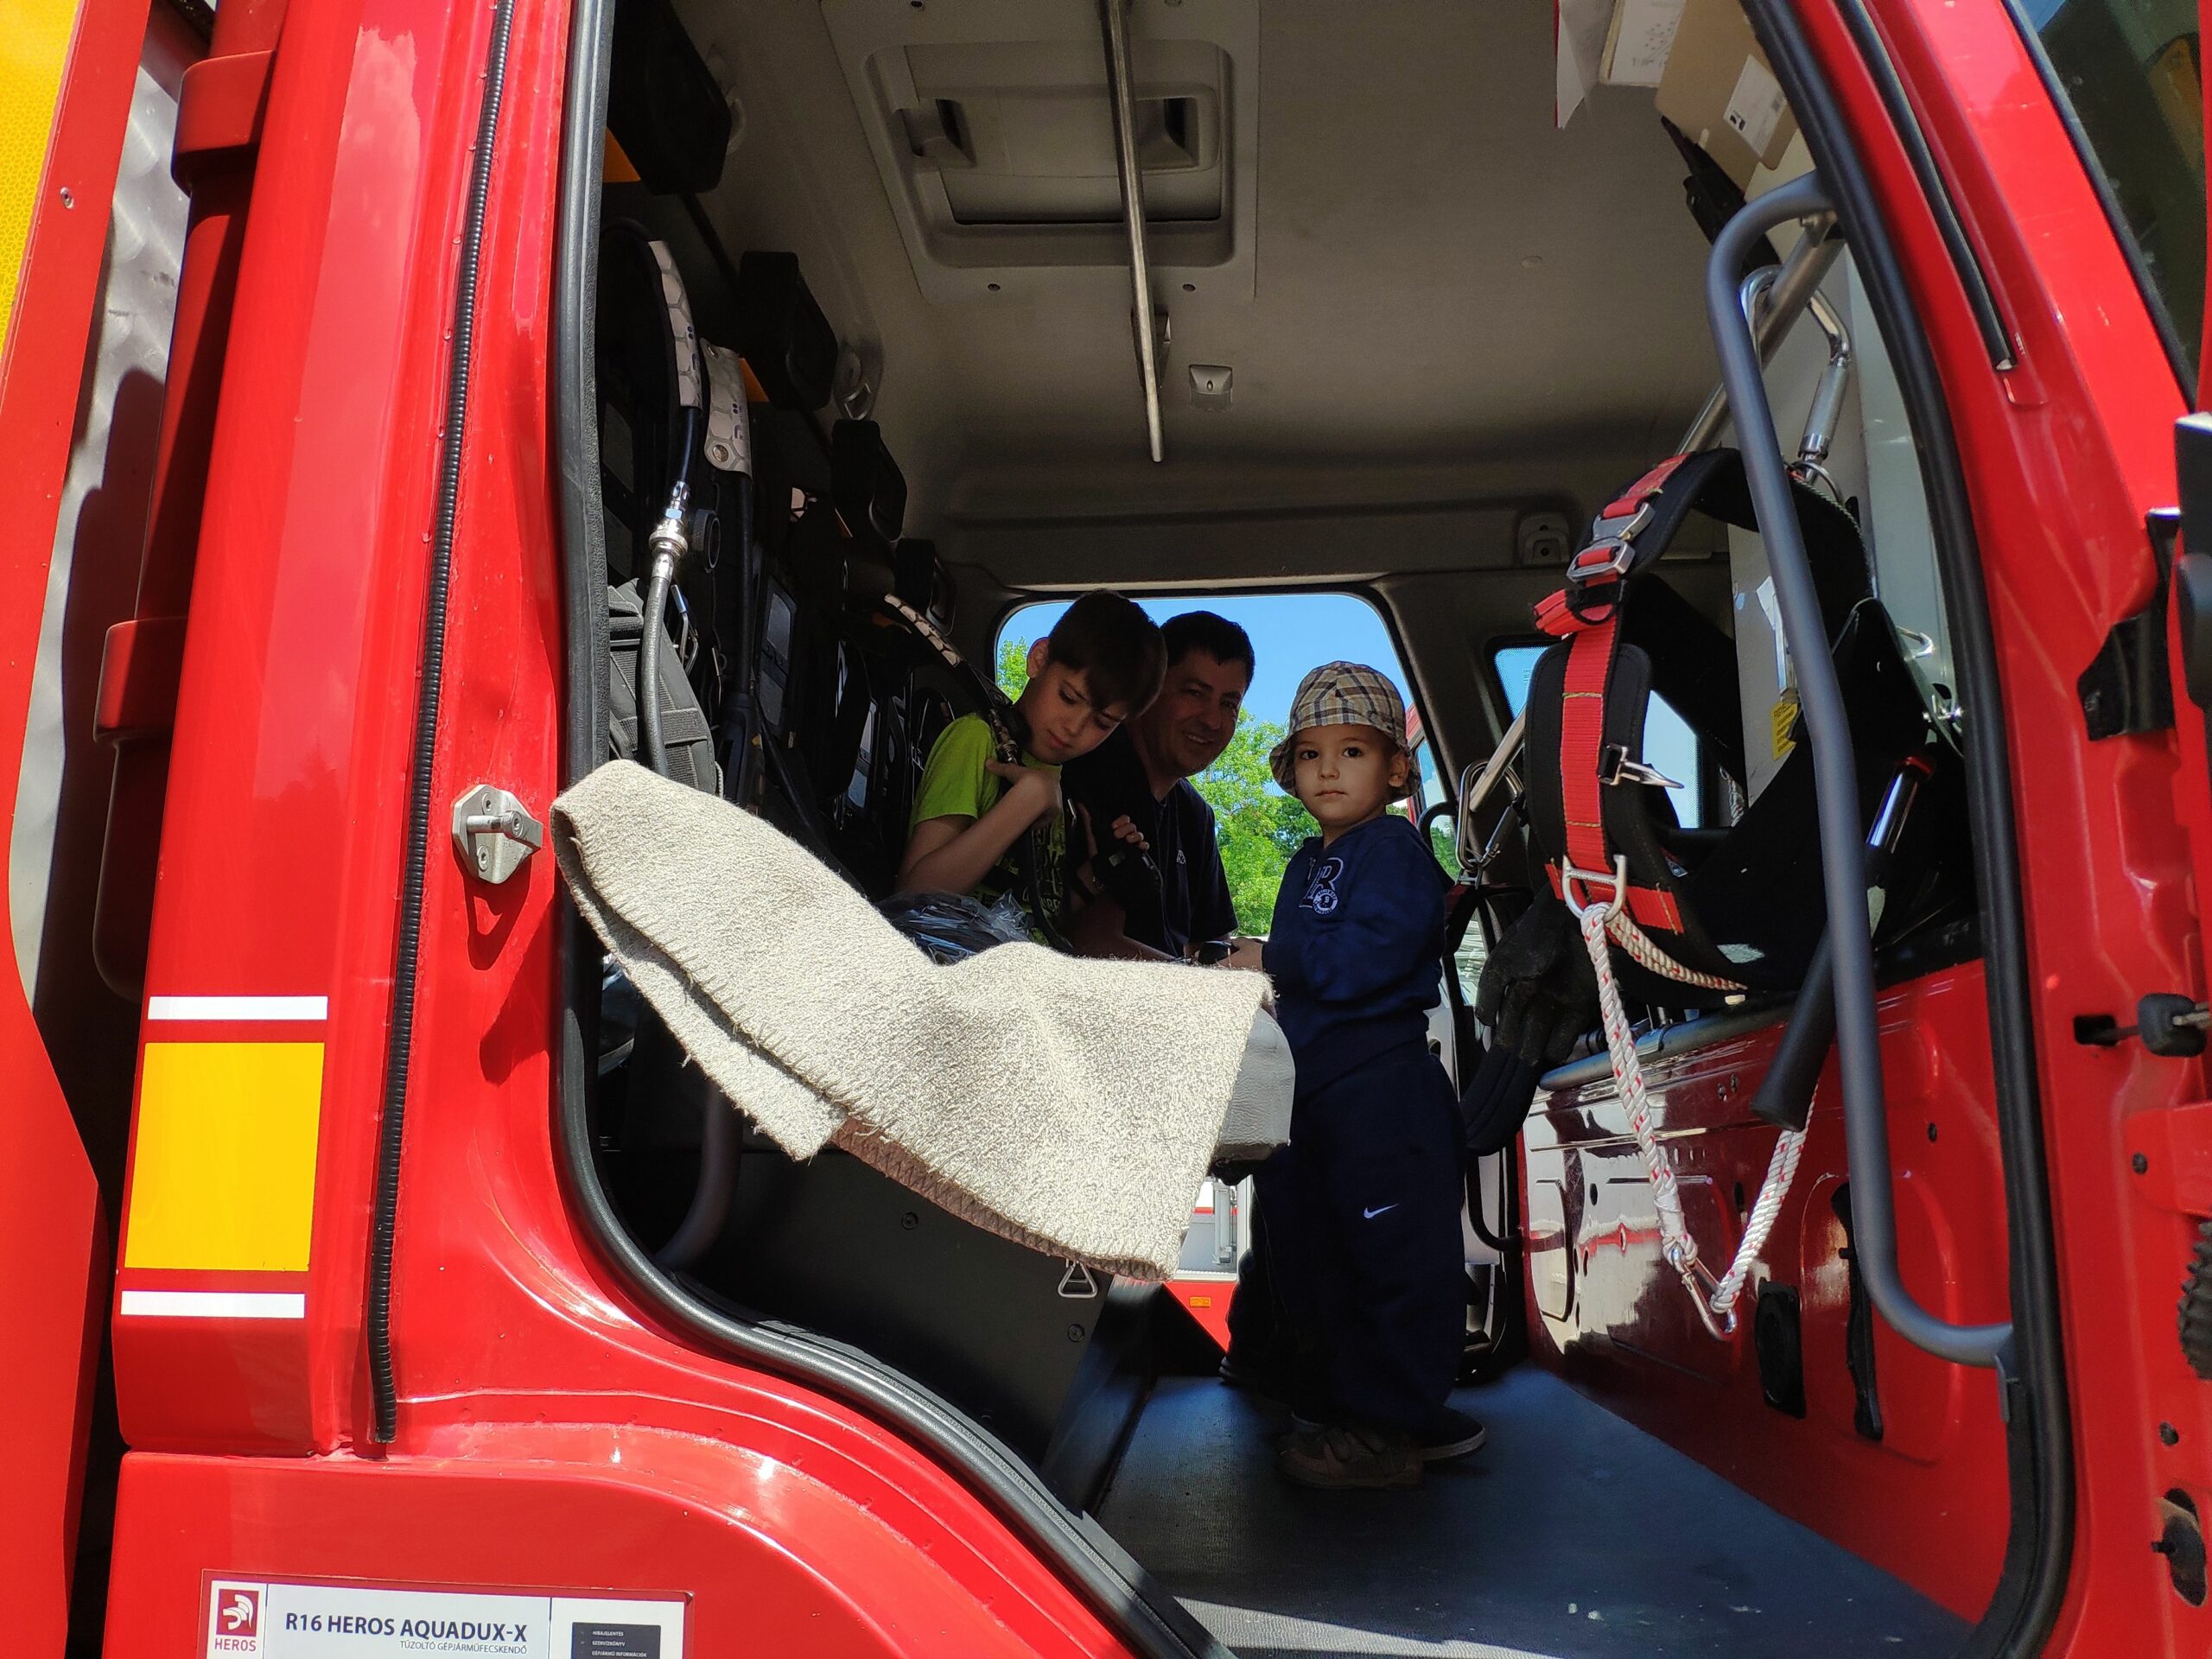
{"left": 1567, "top": 860, "right": 1805, "bottom": 1338}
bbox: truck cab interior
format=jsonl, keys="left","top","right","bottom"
{"left": 562, "top": 1, "right": 2064, "bottom": 1653}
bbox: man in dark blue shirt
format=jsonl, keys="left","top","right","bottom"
{"left": 1062, "top": 613, "right": 1250, "bottom": 959}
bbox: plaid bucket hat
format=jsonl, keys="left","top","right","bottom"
{"left": 1268, "top": 661, "right": 1410, "bottom": 792}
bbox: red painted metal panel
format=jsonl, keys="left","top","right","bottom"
{"left": 1525, "top": 963, "right": 2011, "bottom": 1618}
{"left": 1829, "top": 0, "right": 2212, "bottom": 1648}
{"left": 0, "top": 0, "right": 156, "bottom": 1641}
{"left": 105, "top": 1448, "right": 1073, "bottom": 1656}
{"left": 111, "top": 0, "right": 498, "bottom": 1454}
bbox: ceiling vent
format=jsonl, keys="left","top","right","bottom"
{"left": 822, "top": 0, "right": 1259, "bottom": 302}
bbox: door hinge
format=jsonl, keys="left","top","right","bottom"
{"left": 2076, "top": 509, "right": 2177, "bottom": 741}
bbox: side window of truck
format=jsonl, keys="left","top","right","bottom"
{"left": 2024, "top": 0, "right": 2206, "bottom": 385}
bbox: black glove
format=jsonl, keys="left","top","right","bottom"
{"left": 1474, "top": 892, "right": 1600, "bottom": 1069}
{"left": 1461, "top": 1046, "right": 1542, "bottom": 1160}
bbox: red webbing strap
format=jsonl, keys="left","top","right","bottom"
{"left": 1559, "top": 613, "right": 1616, "bottom": 879}
{"left": 1602, "top": 453, "right": 1693, "bottom": 519}
{"left": 1534, "top": 589, "right": 1606, "bottom": 637}
{"left": 1545, "top": 864, "right": 1685, "bottom": 933}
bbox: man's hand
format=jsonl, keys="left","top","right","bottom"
{"left": 985, "top": 759, "right": 1061, "bottom": 825}
{"left": 1225, "top": 937, "right": 1267, "bottom": 973}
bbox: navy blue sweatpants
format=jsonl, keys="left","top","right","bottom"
{"left": 1273, "top": 1042, "right": 1465, "bottom": 1433}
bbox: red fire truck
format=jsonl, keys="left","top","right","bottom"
{"left": 9, "top": 0, "right": 2212, "bottom": 1652}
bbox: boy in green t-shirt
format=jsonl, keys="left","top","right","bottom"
{"left": 899, "top": 592, "right": 1166, "bottom": 929}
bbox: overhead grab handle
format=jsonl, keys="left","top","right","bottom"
{"left": 1100, "top": 0, "right": 1166, "bottom": 463}
{"left": 1704, "top": 170, "right": 2012, "bottom": 1371}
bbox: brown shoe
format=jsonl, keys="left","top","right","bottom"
{"left": 1277, "top": 1423, "right": 1422, "bottom": 1490}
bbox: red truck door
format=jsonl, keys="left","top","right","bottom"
{"left": 1862, "top": 0, "right": 2212, "bottom": 1638}
{"left": 0, "top": 0, "right": 164, "bottom": 1644}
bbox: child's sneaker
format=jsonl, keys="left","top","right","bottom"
{"left": 1277, "top": 1423, "right": 1422, "bottom": 1489}
{"left": 1417, "top": 1406, "right": 1487, "bottom": 1462}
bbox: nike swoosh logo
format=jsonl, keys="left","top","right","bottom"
{"left": 1363, "top": 1205, "right": 1399, "bottom": 1220}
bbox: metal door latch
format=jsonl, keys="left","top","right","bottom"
{"left": 451, "top": 785, "right": 542, "bottom": 885}
{"left": 2075, "top": 994, "right": 2211, "bottom": 1058}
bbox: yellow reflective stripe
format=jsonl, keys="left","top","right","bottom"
{"left": 124, "top": 1043, "right": 325, "bottom": 1273}
{"left": 0, "top": 0, "right": 83, "bottom": 352}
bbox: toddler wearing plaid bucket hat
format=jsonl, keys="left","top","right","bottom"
{"left": 1266, "top": 661, "right": 1414, "bottom": 798}
{"left": 1227, "top": 661, "right": 1478, "bottom": 1490}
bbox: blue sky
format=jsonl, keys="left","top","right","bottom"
{"left": 1001, "top": 592, "right": 1443, "bottom": 799}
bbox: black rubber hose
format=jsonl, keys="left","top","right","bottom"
{"left": 638, "top": 546, "right": 677, "bottom": 775}
{"left": 1707, "top": 172, "right": 2007, "bottom": 1369}
{"left": 367, "top": 0, "right": 516, "bottom": 1446}
{"left": 719, "top": 474, "right": 760, "bottom": 805}
{"left": 637, "top": 401, "right": 701, "bottom": 780}
{"left": 1747, "top": 932, "right": 1834, "bottom": 1134}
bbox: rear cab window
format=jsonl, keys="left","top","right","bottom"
{"left": 998, "top": 591, "right": 1443, "bottom": 938}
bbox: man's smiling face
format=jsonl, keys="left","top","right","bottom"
{"left": 1137, "top": 649, "right": 1249, "bottom": 779}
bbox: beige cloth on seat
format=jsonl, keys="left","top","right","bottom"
{"left": 552, "top": 760, "right": 1281, "bottom": 1281}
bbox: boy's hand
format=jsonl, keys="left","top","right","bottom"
{"left": 1226, "top": 937, "right": 1268, "bottom": 974}
{"left": 985, "top": 759, "right": 1061, "bottom": 824}
{"left": 1074, "top": 804, "right": 1147, "bottom": 863}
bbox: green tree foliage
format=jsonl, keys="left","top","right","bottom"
{"left": 1195, "top": 717, "right": 1319, "bottom": 934}
{"left": 998, "top": 636, "right": 1030, "bottom": 698}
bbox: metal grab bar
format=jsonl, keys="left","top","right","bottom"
{"left": 1705, "top": 170, "right": 2012, "bottom": 1371}
{"left": 1100, "top": 0, "right": 1165, "bottom": 463}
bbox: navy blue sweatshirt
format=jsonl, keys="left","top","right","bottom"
{"left": 1262, "top": 813, "right": 1449, "bottom": 1092}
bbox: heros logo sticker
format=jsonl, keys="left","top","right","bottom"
{"left": 210, "top": 1585, "right": 262, "bottom": 1652}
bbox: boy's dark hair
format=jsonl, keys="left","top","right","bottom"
{"left": 1045, "top": 591, "right": 1166, "bottom": 715}
{"left": 1162, "top": 611, "right": 1255, "bottom": 682}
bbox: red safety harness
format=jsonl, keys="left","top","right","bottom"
{"left": 1529, "top": 454, "right": 1745, "bottom": 993}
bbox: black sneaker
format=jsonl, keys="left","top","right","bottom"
{"left": 1278, "top": 1423, "right": 1423, "bottom": 1490}
{"left": 1418, "top": 1406, "right": 1487, "bottom": 1463}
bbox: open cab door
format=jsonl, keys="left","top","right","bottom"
{"left": 0, "top": 0, "right": 168, "bottom": 1643}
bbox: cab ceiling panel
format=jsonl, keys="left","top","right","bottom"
{"left": 822, "top": 0, "right": 1260, "bottom": 303}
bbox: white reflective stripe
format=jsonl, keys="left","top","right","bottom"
{"left": 118, "top": 1289, "right": 306, "bottom": 1319}
{"left": 145, "top": 995, "right": 327, "bottom": 1022}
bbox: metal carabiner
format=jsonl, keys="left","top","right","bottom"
{"left": 1683, "top": 1260, "right": 1740, "bottom": 1341}
{"left": 1663, "top": 1189, "right": 1742, "bottom": 1342}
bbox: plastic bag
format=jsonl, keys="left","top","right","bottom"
{"left": 877, "top": 890, "right": 1033, "bottom": 965}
